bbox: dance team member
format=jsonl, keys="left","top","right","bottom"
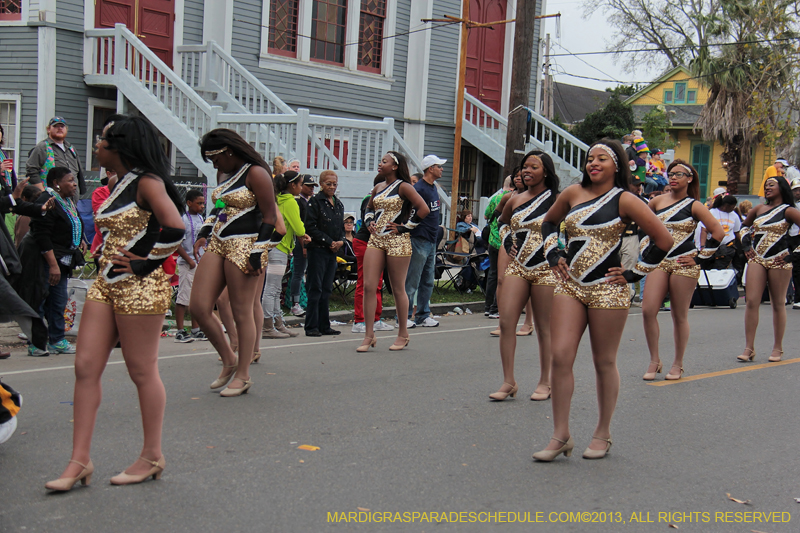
{"left": 641, "top": 160, "right": 724, "bottom": 381}
{"left": 490, "top": 151, "right": 559, "bottom": 401}
{"left": 191, "top": 129, "right": 282, "bottom": 397}
{"left": 359, "top": 151, "right": 429, "bottom": 352}
{"left": 46, "top": 116, "right": 185, "bottom": 490}
{"left": 533, "top": 139, "right": 672, "bottom": 461}
{"left": 737, "top": 176, "right": 800, "bottom": 363}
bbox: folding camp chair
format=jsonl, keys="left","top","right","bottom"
{"left": 434, "top": 225, "right": 472, "bottom": 294}
{"left": 332, "top": 256, "right": 358, "bottom": 305}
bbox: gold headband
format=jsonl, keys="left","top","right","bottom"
{"left": 204, "top": 147, "right": 227, "bottom": 156}
{"left": 765, "top": 177, "right": 780, "bottom": 186}
{"left": 388, "top": 152, "right": 399, "bottom": 165}
{"left": 593, "top": 144, "right": 619, "bottom": 170}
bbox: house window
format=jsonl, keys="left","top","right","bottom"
{"left": 0, "top": 0, "right": 22, "bottom": 21}
{"left": 0, "top": 99, "right": 19, "bottom": 174}
{"left": 664, "top": 90, "right": 673, "bottom": 103}
{"left": 674, "top": 82, "right": 687, "bottom": 103}
{"left": 310, "top": 0, "right": 347, "bottom": 65}
{"left": 269, "top": 0, "right": 299, "bottom": 57}
{"left": 358, "top": 0, "right": 386, "bottom": 73}
{"left": 687, "top": 90, "right": 697, "bottom": 104}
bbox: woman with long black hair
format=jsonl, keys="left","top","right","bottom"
{"left": 46, "top": 115, "right": 185, "bottom": 490}
{"left": 533, "top": 139, "right": 673, "bottom": 461}
{"left": 737, "top": 176, "right": 800, "bottom": 363}
{"left": 489, "top": 150, "right": 559, "bottom": 401}
{"left": 359, "top": 151, "right": 429, "bottom": 352}
{"left": 191, "top": 129, "right": 282, "bottom": 397}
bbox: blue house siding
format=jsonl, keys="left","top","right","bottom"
{"left": 425, "top": 0, "right": 461, "bottom": 126}
{"left": 57, "top": 0, "right": 85, "bottom": 31}
{"left": 0, "top": 28, "right": 40, "bottom": 153}
{"left": 424, "top": 125, "right": 456, "bottom": 191}
{"left": 183, "top": 1, "right": 205, "bottom": 44}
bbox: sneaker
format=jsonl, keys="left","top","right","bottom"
{"left": 352, "top": 322, "right": 366, "bottom": 333}
{"left": 630, "top": 300, "right": 642, "bottom": 308}
{"left": 48, "top": 339, "right": 76, "bottom": 354}
{"left": 405, "top": 319, "right": 417, "bottom": 329}
{"left": 793, "top": 302, "right": 800, "bottom": 309}
{"left": 419, "top": 317, "right": 439, "bottom": 327}
{"left": 291, "top": 304, "right": 306, "bottom": 317}
{"left": 174, "top": 330, "right": 195, "bottom": 343}
{"left": 484, "top": 311, "right": 490, "bottom": 316}
{"left": 488, "top": 312, "right": 500, "bottom": 319}
{"left": 17, "top": 332, "right": 28, "bottom": 340}
{"left": 374, "top": 320, "right": 394, "bottom": 331}
{"left": 191, "top": 330, "right": 208, "bottom": 341}
{"left": 27, "top": 345, "right": 50, "bottom": 357}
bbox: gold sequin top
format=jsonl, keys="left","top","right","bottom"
{"left": 650, "top": 197, "right": 698, "bottom": 259}
{"left": 372, "top": 179, "right": 408, "bottom": 236}
{"left": 208, "top": 163, "right": 261, "bottom": 240}
{"left": 94, "top": 171, "right": 162, "bottom": 284}
{"left": 505, "top": 189, "right": 555, "bottom": 270}
{"left": 749, "top": 204, "right": 791, "bottom": 260}
{"left": 563, "top": 187, "right": 627, "bottom": 285}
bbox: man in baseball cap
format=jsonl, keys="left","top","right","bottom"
{"left": 287, "top": 174, "right": 318, "bottom": 317}
{"left": 26, "top": 116, "right": 85, "bottom": 195}
{"left": 421, "top": 154, "right": 447, "bottom": 170}
{"left": 758, "top": 158, "right": 788, "bottom": 197}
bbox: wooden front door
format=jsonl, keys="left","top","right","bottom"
{"left": 466, "top": 0, "right": 507, "bottom": 113}
{"left": 95, "top": 0, "right": 175, "bottom": 68}
{"left": 692, "top": 143, "right": 712, "bottom": 198}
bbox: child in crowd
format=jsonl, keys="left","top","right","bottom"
{"left": 175, "top": 190, "right": 207, "bottom": 342}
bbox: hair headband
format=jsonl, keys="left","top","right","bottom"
{"left": 765, "top": 177, "right": 780, "bottom": 186}
{"left": 205, "top": 147, "right": 227, "bottom": 156}
{"left": 388, "top": 152, "right": 399, "bottom": 165}
{"left": 672, "top": 164, "right": 692, "bottom": 175}
{"left": 593, "top": 144, "right": 619, "bottom": 170}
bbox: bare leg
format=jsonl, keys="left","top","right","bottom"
{"left": 766, "top": 268, "right": 792, "bottom": 358}
{"left": 251, "top": 271, "right": 265, "bottom": 359}
{"left": 530, "top": 284, "right": 555, "bottom": 394}
{"left": 216, "top": 288, "right": 238, "bottom": 352}
{"left": 362, "top": 247, "right": 387, "bottom": 342}
{"left": 742, "top": 262, "right": 767, "bottom": 357}
{"left": 190, "top": 254, "right": 233, "bottom": 378}
{"left": 642, "top": 269, "right": 669, "bottom": 372}
{"left": 587, "top": 307, "right": 629, "bottom": 450}
{"left": 496, "top": 247, "right": 511, "bottom": 310}
{"left": 521, "top": 298, "right": 534, "bottom": 330}
{"left": 115, "top": 313, "right": 168, "bottom": 475}
{"left": 386, "top": 255, "right": 412, "bottom": 345}
{"left": 667, "top": 274, "right": 699, "bottom": 374}
{"left": 222, "top": 260, "right": 263, "bottom": 386}
{"left": 496, "top": 276, "right": 531, "bottom": 392}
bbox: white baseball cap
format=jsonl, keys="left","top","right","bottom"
{"left": 775, "top": 158, "right": 789, "bottom": 166}
{"left": 421, "top": 155, "right": 447, "bottom": 170}
{"left": 712, "top": 187, "right": 726, "bottom": 196}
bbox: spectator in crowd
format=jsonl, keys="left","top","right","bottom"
{"left": 622, "top": 134, "right": 637, "bottom": 164}
{"left": 484, "top": 176, "right": 513, "bottom": 319}
{"left": 737, "top": 199, "right": 753, "bottom": 219}
{"left": 286, "top": 159, "right": 301, "bottom": 173}
{"left": 456, "top": 209, "right": 487, "bottom": 253}
{"left": 352, "top": 176, "right": 394, "bottom": 334}
{"left": 289, "top": 175, "right": 317, "bottom": 317}
{"left": 343, "top": 212, "right": 356, "bottom": 247}
{"left": 13, "top": 184, "right": 43, "bottom": 245}
{"left": 622, "top": 175, "right": 649, "bottom": 305}
{"left": 632, "top": 138, "right": 656, "bottom": 194}
{"left": 699, "top": 195, "right": 741, "bottom": 270}
{"left": 90, "top": 170, "right": 117, "bottom": 257}
{"left": 1, "top": 123, "right": 17, "bottom": 236}
{"left": 262, "top": 171, "right": 309, "bottom": 339}
{"left": 304, "top": 170, "right": 345, "bottom": 336}
{"left": 410, "top": 172, "right": 422, "bottom": 185}
{"left": 405, "top": 155, "right": 443, "bottom": 329}
{"left": 791, "top": 178, "right": 800, "bottom": 309}
{"left": 756, "top": 158, "right": 788, "bottom": 197}
{"left": 26, "top": 117, "right": 85, "bottom": 196}
{"left": 272, "top": 156, "right": 285, "bottom": 177}
{"left": 174, "top": 190, "right": 207, "bottom": 343}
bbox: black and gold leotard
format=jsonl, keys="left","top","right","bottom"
{"left": 205, "top": 163, "right": 268, "bottom": 273}
{"left": 503, "top": 190, "right": 557, "bottom": 285}
{"left": 368, "top": 179, "right": 412, "bottom": 257}
{"left": 746, "top": 204, "right": 792, "bottom": 270}
{"left": 649, "top": 197, "right": 700, "bottom": 278}
{"left": 87, "top": 172, "right": 173, "bottom": 315}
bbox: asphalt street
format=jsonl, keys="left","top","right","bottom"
{"left": 1, "top": 304, "right": 798, "bottom": 533}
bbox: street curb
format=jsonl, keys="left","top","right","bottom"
{"left": 280, "top": 300, "right": 487, "bottom": 327}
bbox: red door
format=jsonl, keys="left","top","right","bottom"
{"left": 465, "top": 0, "right": 506, "bottom": 113}
{"left": 96, "top": 0, "right": 175, "bottom": 68}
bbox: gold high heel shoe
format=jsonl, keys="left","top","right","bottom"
{"left": 45, "top": 459, "right": 94, "bottom": 491}
{"left": 665, "top": 365, "right": 684, "bottom": 380}
{"left": 251, "top": 351, "right": 262, "bottom": 363}
{"left": 210, "top": 364, "right": 237, "bottom": 389}
{"left": 768, "top": 349, "right": 783, "bottom": 362}
{"left": 389, "top": 336, "right": 409, "bottom": 351}
{"left": 220, "top": 377, "right": 253, "bottom": 397}
{"left": 530, "top": 385, "right": 551, "bottom": 401}
{"left": 110, "top": 456, "right": 164, "bottom": 485}
{"left": 642, "top": 361, "right": 663, "bottom": 381}
{"left": 532, "top": 437, "right": 574, "bottom": 461}
{"left": 737, "top": 348, "right": 755, "bottom": 362}
{"left": 356, "top": 336, "right": 377, "bottom": 353}
{"left": 489, "top": 382, "right": 518, "bottom": 401}
{"left": 516, "top": 324, "right": 534, "bottom": 336}
{"left": 582, "top": 436, "right": 612, "bottom": 459}
{"left": 489, "top": 328, "right": 500, "bottom": 337}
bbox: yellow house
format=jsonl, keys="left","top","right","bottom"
{"left": 624, "top": 66, "right": 775, "bottom": 197}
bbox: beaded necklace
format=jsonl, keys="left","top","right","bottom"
{"left": 47, "top": 187, "right": 82, "bottom": 247}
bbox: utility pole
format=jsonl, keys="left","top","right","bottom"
{"left": 502, "top": 0, "right": 538, "bottom": 178}
{"left": 449, "top": 0, "right": 469, "bottom": 230}
{"left": 543, "top": 33, "right": 551, "bottom": 119}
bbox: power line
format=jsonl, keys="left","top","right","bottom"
{"left": 552, "top": 42, "right": 621, "bottom": 83}
{"left": 549, "top": 36, "right": 800, "bottom": 58}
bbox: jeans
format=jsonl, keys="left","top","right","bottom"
{"left": 42, "top": 272, "right": 68, "bottom": 344}
{"left": 305, "top": 248, "right": 337, "bottom": 332}
{"left": 353, "top": 237, "right": 382, "bottom": 322}
{"left": 405, "top": 237, "right": 436, "bottom": 322}
{"left": 484, "top": 245, "right": 499, "bottom": 313}
{"left": 290, "top": 239, "right": 307, "bottom": 305}
{"left": 262, "top": 248, "right": 289, "bottom": 320}
{"left": 643, "top": 177, "right": 658, "bottom": 195}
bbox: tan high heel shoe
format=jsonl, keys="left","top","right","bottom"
{"left": 665, "top": 365, "right": 684, "bottom": 380}
{"left": 210, "top": 364, "right": 237, "bottom": 389}
{"left": 389, "top": 336, "right": 409, "bottom": 351}
{"left": 489, "top": 328, "right": 501, "bottom": 337}
{"left": 251, "top": 351, "right": 262, "bottom": 364}
{"left": 110, "top": 456, "right": 164, "bottom": 485}
{"left": 532, "top": 437, "right": 574, "bottom": 461}
{"left": 530, "top": 385, "right": 551, "bottom": 401}
{"left": 489, "top": 382, "right": 518, "bottom": 401}
{"left": 768, "top": 349, "right": 783, "bottom": 362}
{"left": 737, "top": 348, "right": 755, "bottom": 362}
{"left": 220, "top": 377, "right": 253, "bottom": 397}
{"left": 582, "top": 436, "right": 612, "bottom": 459}
{"left": 45, "top": 459, "right": 94, "bottom": 491}
{"left": 356, "top": 336, "right": 377, "bottom": 353}
{"left": 516, "top": 324, "right": 533, "bottom": 336}
{"left": 642, "top": 361, "right": 663, "bottom": 381}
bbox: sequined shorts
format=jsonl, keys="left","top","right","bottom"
{"left": 207, "top": 235, "right": 267, "bottom": 273}
{"left": 87, "top": 268, "right": 172, "bottom": 315}
{"left": 748, "top": 256, "right": 792, "bottom": 270}
{"left": 505, "top": 260, "right": 557, "bottom": 286}
{"left": 554, "top": 277, "right": 630, "bottom": 309}
{"left": 658, "top": 258, "right": 701, "bottom": 279}
{"left": 367, "top": 232, "right": 412, "bottom": 257}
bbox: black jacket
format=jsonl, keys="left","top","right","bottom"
{"left": 29, "top": 190, "right": 84, "bottom": 270}
{"left": 305, "top": 191, "right": 344, "bottom": 253}
{"left": 0, "top": 180, "right": 45, "bottom": 277}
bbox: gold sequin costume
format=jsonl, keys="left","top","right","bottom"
{"left": 205, "top": 163, "right": 268, "bottom": 273}
{"left": 504, "top": 190, "right": 557, "bottom": 285}
{"left": 554, "top": 188, "right": 630, "bottom": 309}
{"left": 746, "top": 204, "right": 792, "bottom": 270}
{"left": 87, "top": 172, "right": 172, "bottom": 315}
{"left": 648, "top": 197, "right": 701, "bottom": 279}
{"left": 367, "top": 179, "right": 412, "bottom": 257}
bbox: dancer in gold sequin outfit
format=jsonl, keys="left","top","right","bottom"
{"left": 737, "top": 176, "right": 800, "bottom": 363}
{"left": 489, "top": 151, "right": 558, "bottom": 402}
{"left": 191, "top": 129, "right": 282, "bottom": 397}
{"left": 359, "top": 151, "right": 429, "bottom": 352}
{"left": 46, "top": 115, "right": 186, "bottom": 491}
{"left": 641, "top": 160, "right": 724, "bottom": 381}
{"left": 532, "top": 140, "right": 673, "bottom": 462}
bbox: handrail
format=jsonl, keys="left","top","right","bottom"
{"left": 518, "top": 105, "right": 588, "bottom": 151}
{"left": 464, "top": 91, "right": 507, "bottom": 127}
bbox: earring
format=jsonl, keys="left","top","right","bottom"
{"left": 55, "top": 185, "right": 60, "bottom": 190}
